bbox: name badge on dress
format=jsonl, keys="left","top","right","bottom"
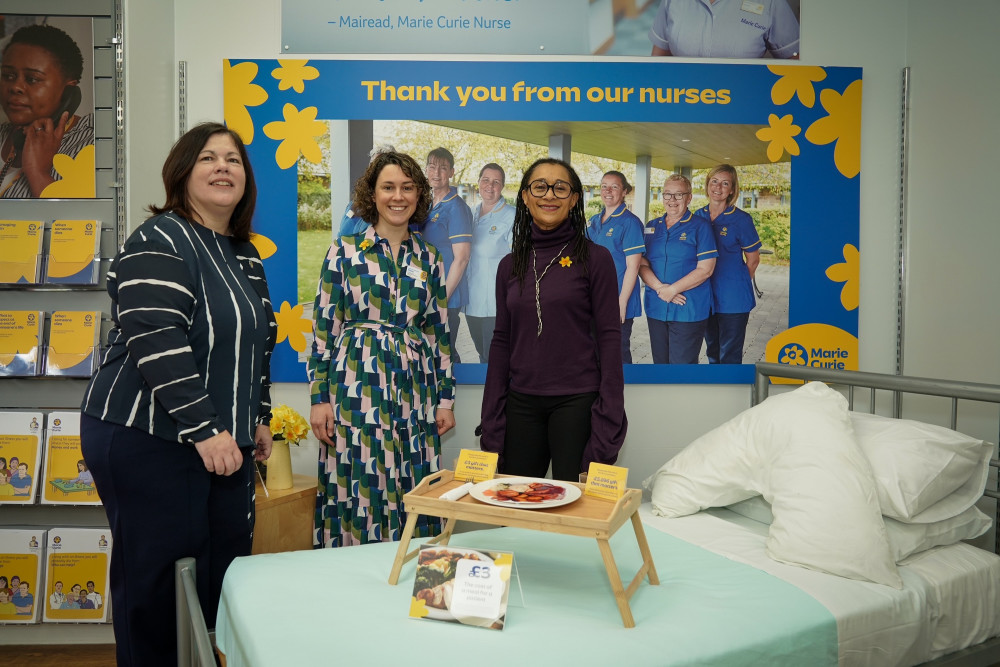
{"left": 644, "top": 227, "right": 655, "bottom": 235}
{"left": 406, "top": 264, "right": 427, "bottom": 283}
{"left": 741, "top": 1, "right": 765, "bottom": 14}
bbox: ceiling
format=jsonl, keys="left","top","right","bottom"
{"left": 427, "top": 120, "right": 779, "bottom": 170}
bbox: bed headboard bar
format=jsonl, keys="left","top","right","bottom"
{"left": 754, "top": 362, "right": 1000, "bottom": 553}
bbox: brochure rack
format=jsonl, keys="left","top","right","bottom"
{"left": 388, "top": 469, "right": 659, "bottom": 628}
{"left": 1, "top": 0, "right": 122, "bottom": 647}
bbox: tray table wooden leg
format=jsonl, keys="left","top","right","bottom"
{"left": 388, "top": 512, "right": 420, "bottom": 585}
{"left": 596, "top": 538, "right": 635, "bottom": 628}
{"left": 630, "top": 511, "right": 660, "bottom": 585}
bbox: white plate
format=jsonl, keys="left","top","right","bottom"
{"left": 469, "top": 477, "right": 582, "bottom": 510}
{"left": 413, "top": 547, "right": 493, "bottom": 621}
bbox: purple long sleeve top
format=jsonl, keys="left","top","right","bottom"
{"left": 481, "top": 220, "right": 628, "bottom": 471}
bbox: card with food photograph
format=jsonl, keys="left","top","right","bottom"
{"left": 409, "top": 545, "right": 513, "bottom": 630}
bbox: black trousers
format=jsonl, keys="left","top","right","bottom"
{"left": 81, "top": 415, "right": 254, "bottom": 667}
{"left": 705, "top": 311, "right": 751, "bottom": 364}
{"left": 502, "top": 390, "right": 599, "bottom": 481}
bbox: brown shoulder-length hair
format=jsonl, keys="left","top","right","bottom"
{"left": 147, "top": 122, "right": 257, "bottom": 242}
{"left": 351, "top": 151, "right": 432, "bottom": 229}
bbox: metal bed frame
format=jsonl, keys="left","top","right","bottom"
{"left": 752, "top": 362, "right": 1000, "bottom": 667}
{"left": 175, "top": 557, "right": 216, "bottom": 667}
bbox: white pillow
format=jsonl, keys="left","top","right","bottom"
{"left": 645, "top": 382, "right": 902, "bottom": 588}
{"left": 726, "top": 496, "right": 992, "bottom": 563}
{"left": 851, "top": 412, "right": 994, "bottom": 523}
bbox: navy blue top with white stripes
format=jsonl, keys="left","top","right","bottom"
{"left": 82, "top": 212, "right": 276, "bottom": 448}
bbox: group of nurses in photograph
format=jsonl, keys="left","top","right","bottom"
{"left": 591, "top": 165, "right": 761, "bottom": 365}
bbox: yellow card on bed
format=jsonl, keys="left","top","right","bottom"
{"left": 454, "top": 450, "right": 498, "bottom": 483}
{"left": 584, "top": 463, "right": 628, "bottom": 501}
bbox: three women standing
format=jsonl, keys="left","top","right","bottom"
{"left": 309, "top": 151, "right": 455, "bottom": 548}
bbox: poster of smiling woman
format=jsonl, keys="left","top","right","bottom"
{"left": 225, "top": 58, "right": 861, "bottom": 384}
{"left": 0, "top": 15, "right": 96, "bottom": 199}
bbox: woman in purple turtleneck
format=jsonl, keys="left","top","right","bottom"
{"left": 480, "top": 158, "right": 627, "bottom": 481}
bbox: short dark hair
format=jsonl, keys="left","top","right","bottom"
{"left": 351, "top": 151, "right": 431, "bottom": 228}
{"left": 147, "top": 122, "right": 257, "bottom": 243}
{"left": 426, "top": 147, "right": 455, "bottom": 169}
{"left": 4, "top": 24, "right": 84, "bottom": 81}
{"left": 479, "top": 163, "right": 505, "bottom": 185}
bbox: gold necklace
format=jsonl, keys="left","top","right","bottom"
{"left": 531, "top": 241, "right": 570, "bottom": 337}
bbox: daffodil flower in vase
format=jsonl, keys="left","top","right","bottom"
{"left": 262, "top": 405, "right": 309, "bottom": 490}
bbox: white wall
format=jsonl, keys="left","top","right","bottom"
{"left": 902, "top": 0, "right": 1000, "bottom": 384}
{"left": 123, "top": 0, "right": 995, "bottom": 483}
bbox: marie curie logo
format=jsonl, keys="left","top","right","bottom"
{"left": 765, "top": 324, "right": 858, "bottom": 383}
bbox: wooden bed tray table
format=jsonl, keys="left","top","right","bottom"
{"left": 387, "top": 469, "right": 659, "bottom": 627}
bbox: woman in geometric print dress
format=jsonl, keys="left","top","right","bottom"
{"left": 308, "top": 150, "right": 456, "bottom": 548}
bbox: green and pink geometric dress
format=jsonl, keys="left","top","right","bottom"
{"left": 308, "top": 226, "right": 455, "bottom": 548}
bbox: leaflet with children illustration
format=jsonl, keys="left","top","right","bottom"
{"left": 43, "top": 527, "right": 111, "bottom": 623}
{"left": 0, "top": 528, "right": 45, "bottom": 624}
{"left": 41, "top": 412, "right": 100, "bottom": 506}
{"left": 0, "top": 411, "right": 44, "bottom": 504}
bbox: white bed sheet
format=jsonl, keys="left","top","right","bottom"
{"left": 639, "top": 505, "right": 1000, "bottom": 667}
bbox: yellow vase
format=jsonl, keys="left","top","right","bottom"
{"left": 266, "top": 439, "right": 293, "bottom": 490}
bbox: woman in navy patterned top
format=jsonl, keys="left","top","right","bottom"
{"left": 80, "top": 122, "right": 276, "bottom": 666}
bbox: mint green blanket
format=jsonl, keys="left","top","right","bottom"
{"left": 217, "top": 525, "right": 836, "bottom": 666}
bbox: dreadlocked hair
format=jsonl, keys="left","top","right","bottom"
{"left": 510, "top": 158, "right": 590, "bottom": 288}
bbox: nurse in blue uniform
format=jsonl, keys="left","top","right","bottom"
{"left": 639, "top": 174, "right": 717, "bottom": 364}
{"left": 466, "top": 163, "right": 515, "bottom": 363}
{"left": 422, "top": 147, "right": 473, "bottom": 363}
{"left": 586, "top": 171, "right": 645, "bottom": 364}
{"left": 697, "top": 164, "right": 761, "bottom": 364}
{"left": 649, "top": 0, "right": 800, "bottom": 58}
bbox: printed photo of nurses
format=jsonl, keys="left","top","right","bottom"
{"left": 295, "top": 119, "right": 790, "bottom": 367}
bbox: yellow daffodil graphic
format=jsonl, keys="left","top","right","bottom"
{"left": 559, "top": 256, "right": 573, "bottom": 267}
{"left": 756, "top": 114, "right": 801, "bottom": 163}
{"left": 494, "top": 553, "right": 513, "bottom": 582}
{"left": 274, "top": 301, "right": 313, "bottom": 352}
{"left": 272, "top": 60, "right": 319, "bottom": 93}
{"left": 223, "top": 60, "right": 268, "bottom": 144}
{"left": 768, "top": 65, "right": 827, "bottom": 108}
{"left": 805, "top": 79, "right": 862, "bottom": 179}
{"left": 825, "top": 243, "right": 860, "bottom": 311}
{"left": 249, "top": 233, "right": 277, "bottom": 260}
{"left": 409, "top": 597, "right": 429, "bottom": 618}
{"left": 358, "top": 239, "right": 373, "bottom": 251}
{"left": 39, "top": 145, "right": 95, "bottom": 198}
{"left": 262, "top": 103, "right": 326, "bottom": 169}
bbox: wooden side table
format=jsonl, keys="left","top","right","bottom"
{"left": 252, "top": 474, "right": 316, "bottom": 554}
